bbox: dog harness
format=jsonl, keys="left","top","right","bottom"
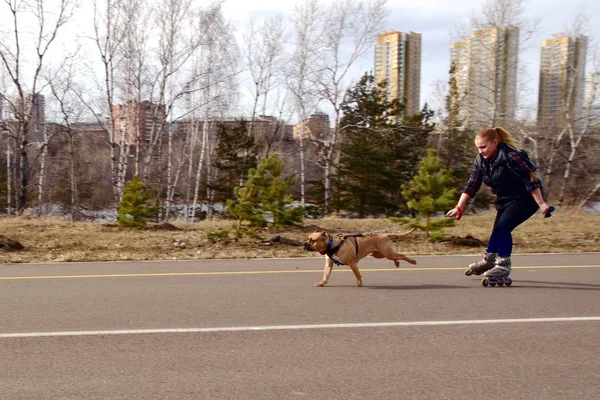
{"left": 320, "top": 233, "right": 360, "bottom": 266}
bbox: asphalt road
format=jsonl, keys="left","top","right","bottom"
{"left": 1, "top": 253, "right": 599, "bottom": 400}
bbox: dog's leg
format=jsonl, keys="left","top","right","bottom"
{"left": 315, "top": 258, "right": 334, "bottom": 287}
{"left": 396, "top": 253, "right": 417, "bottom": 265}
{"left": 378, "top": 242, "right": 417, "bottom": 267}
{"left": 347, "top": 261, "right": 363, "bottom": 287}
{"left": 387, "top": 253, "right": 417, "bottom": 267}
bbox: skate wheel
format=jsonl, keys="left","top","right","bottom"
{"left": 465, "top": 269, "right": 473, "bottom": 276}
{"left": 481, "top": 279, "right": 489, "bottom": 287}
{"left": 505, "top": 278, "right": 512, "bottom": 287}
{"left": 497, "top": 281, "right": 504, "bottom": 287}
{"left": 489, "top": 282, "right": 497, "bottom": 287}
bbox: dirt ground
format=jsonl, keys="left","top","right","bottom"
{"left": 1, "top": 211, "right": 599, "bottom": 264}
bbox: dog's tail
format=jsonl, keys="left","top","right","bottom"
{"left": 384, "top": 228, "right": 415, "bottom": 239}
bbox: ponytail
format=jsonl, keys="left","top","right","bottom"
{"left": 476, "top": 126, "right": 520, "bottom": 151}
{"left": 494, "top": 126, "right": 519, "bottom": 150}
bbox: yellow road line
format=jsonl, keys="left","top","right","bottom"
{"left": 0, "top": 265, "right": 599, "bottom": 281}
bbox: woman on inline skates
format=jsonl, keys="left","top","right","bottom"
{"left": 445, "top": 127, "right": 551, "bottom": 286}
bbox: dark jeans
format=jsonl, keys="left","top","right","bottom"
{"left": 486, "top": 196, "right": 539, "bottom": 257}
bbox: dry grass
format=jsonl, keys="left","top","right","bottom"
{"left": 1, "top": 211, "right": 599, "bottom": 264}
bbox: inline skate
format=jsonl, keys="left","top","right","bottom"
{"left": 465, "top": 251, "right": 496, "bottom": 276}
{"left": 481, "top": 256, "right": 512, "bottom": 287}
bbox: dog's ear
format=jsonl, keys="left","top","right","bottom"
{"left": 321, "top": 231, "right": 327, "bottom": 237}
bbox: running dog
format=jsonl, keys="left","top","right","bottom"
{"left": 303, "top": 230, "right": 417, "bottom": 287}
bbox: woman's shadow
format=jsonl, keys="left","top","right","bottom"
{"left": 507, "top": 280, "right": 600, "bottom": 291}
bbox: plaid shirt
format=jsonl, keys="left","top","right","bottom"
{"left": 463, "top": 147, "right": 541, "bottom": 198}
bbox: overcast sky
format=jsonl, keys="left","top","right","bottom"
{"left": 222, "top": 0, "right": 600, "bottom": 117}
{"left": 1, "top": 0, "right": 598, "bottom": 121}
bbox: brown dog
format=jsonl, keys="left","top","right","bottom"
{"left": 303, "top": 231, "right": 417, "bottom": 287}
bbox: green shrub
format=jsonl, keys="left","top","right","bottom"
{"left": 118, "top": 176, "right": 159, "bottom": 227}
{"left": 206, "top": 230, "right": 230, "bottom": 240}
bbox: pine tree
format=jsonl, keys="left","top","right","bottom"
{"left": 226, "top": 154, "right": 303, "bottom": 235}
{"left": 337, "top": 74, "right": 396, "bottom": 217}
{"left": 227, "top": 184, "right": 264, "bottom": 232}
{"left": 336, "top": 73, "right": 431, "bottom": 217}
{"left": 401, "top": 149, "right": 456, "bottom": 239}
{"left": 118, "top": 176, "right": 159, "bottom": 227}
{"left": 210, "top": 121, "right": 258, "bottom": 202}
{"left": 254, "top": 154, "right": 304, "bottom": 227}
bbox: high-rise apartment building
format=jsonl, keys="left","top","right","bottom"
{"left": 25, "top": 93, "right": 46, "bottom": 141}
{"left": 374, "top": 31, "right": 421, "bottom": 117}
{"left": 112, "top": 100, "right": 166, "bottom": 146}
{"left": 537, "top": 35, "right": 588, "bottom": 132}
{"left": 584, "top": 73, "right": 600, "bottom": 105}
{"left": 450, "top": 26, "right": 519, "bottom": 129}
{"left": 583, "top": 73, "right": 600, "bottom": 127}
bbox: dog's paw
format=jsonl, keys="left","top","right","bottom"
{"left": 407, "top": 258, "right": 417, "bottom": 265}
{"left": 314, "top": 281, "right": 326, "bottom": 287}
{"left": 355, "top": 280, "right": 363, "bottom": 287}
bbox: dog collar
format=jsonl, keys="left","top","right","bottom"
{"left": 320, "top": 233, "right": 335, "bottom": 255}
{"left": 320, "top": 234, "right": 347, "bottom": 266}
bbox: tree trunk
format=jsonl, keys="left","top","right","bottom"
{"left": 5, "top": 139, "right": 13, "bottom": 215}
{"left": 68, "top": 131, "right": 79, "bottom": 221}
{"left": 37, "top": 142, "right": 48, "bottom": 212}
{"left": 18, "top": 121, "right": 29, "bottom": 213}
{"left": 191, "top": 118, "right": 208, "bottom": 222}
{"left": 165, "top": 119, "right": 173, "bottom": 221}
{"left": 184, "top": 118, "right": 198, "bottom": 222}
{"left": 578, "top": 181, "right": 600, "bottom": 209}
{"left": 299, "top": 136, "right": 305, "bottom": 207}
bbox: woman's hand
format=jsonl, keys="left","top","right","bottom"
{"left": 538, "top": 201, "right": 550, "bottom": 215}
{"left": 446, "top": 205, "right": 463, "bottom": 221}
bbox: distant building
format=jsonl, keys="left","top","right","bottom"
{"left": 173, "top": 115, "right": 280, "bottom": 138}
{"left": 450, "top": 26, "right": 519, "bottom": 129}
{"left": 583, "top": 72, "right": 600, "bottom": 128}
{"left": 374, "top": 31, "right": 422, "bottom": 117}
{"left": 537, "top": 35, "right": 588, "bottom": 132}
{"left": 584, "top": 73, "right": 600, "bottom": 106}
{"left": 111, "top": 100, "right": 166, "bottom": 147}
{"left": 0, "top": 93, "right": 47, "bottom": 142}
{"left": 292, "top": 112, "right": 330, "bottom": 140}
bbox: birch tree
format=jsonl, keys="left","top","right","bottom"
{"left": 146, "top": 0, "right": 239, "bottom": 221}
{"left": 44, "top": 52, "right": 88, "bottom": 220}
{"left": 537, "top": 14, "right": 597, "bottom": 206}
{"left": 555, "top": 27, "right": 599, "bottom": 207}
{"left": 242, "top": 15, "right": 286, "bottom": 141}
{"left": 1, "top": 69, "right": 15, "bottom": 213}
{"left": 286, "top": 0, "right": 324, "bottom": 208}
{"left": 308, "top": 0, "right": 386, "bottom": 211}
{"left": 89, "top": 0, "right": 135, "bottom": 204}
{"left": 0, "top": 0, "right": 74, "bottom": 213}
{"left": 181, "top": 3, "right": 239, "bottom": 221}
